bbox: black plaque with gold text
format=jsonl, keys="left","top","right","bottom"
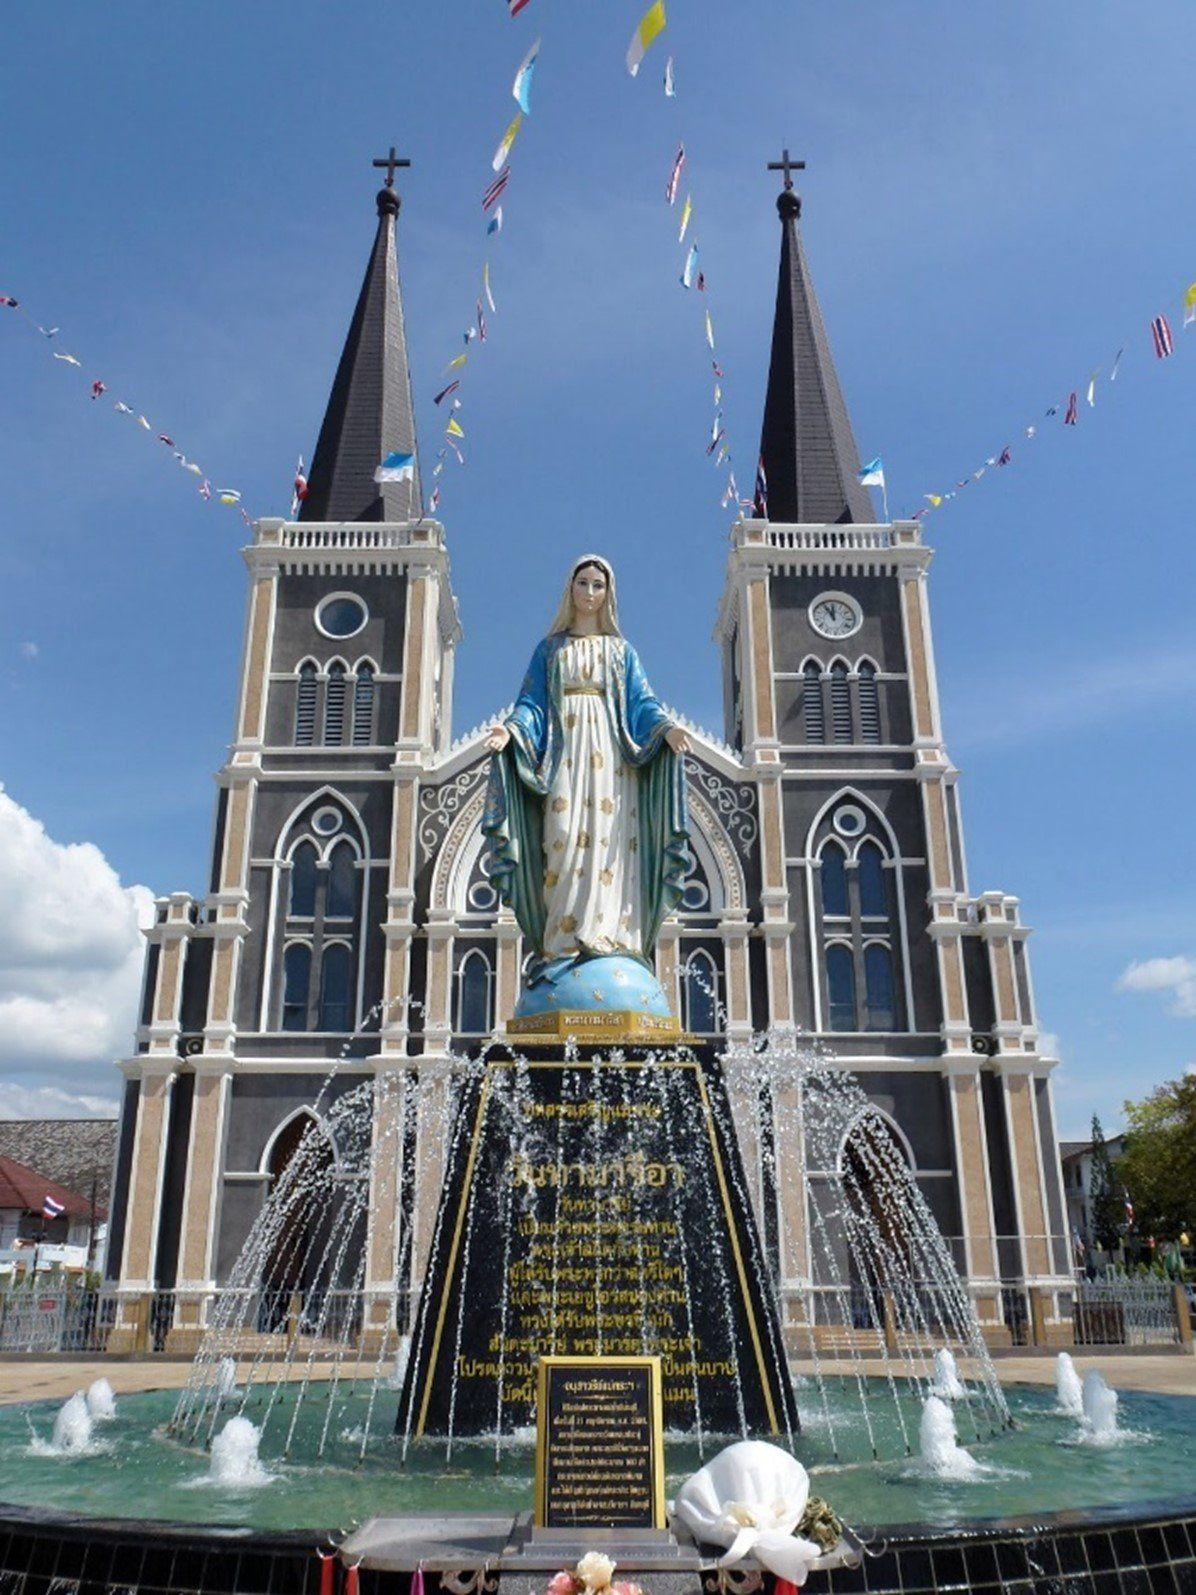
{"left": 396, "top": 1048, "right": 799, "bottom": 1441}
{"left": 535, "top": 1355, "right": 665, "bottom": 1528}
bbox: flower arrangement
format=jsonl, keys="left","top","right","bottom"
{"left": 545, "top": 1552, "right": 642, "bottom": 1595}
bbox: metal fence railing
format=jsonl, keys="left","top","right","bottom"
{"left": 1073, "top": 1277, "right": 1183, "bottom": 1347}
{"left": 0, "top": 1268, "right": 1186, "bottom": 1355}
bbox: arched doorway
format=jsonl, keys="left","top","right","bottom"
{"left": 258, "top": 1110, "right": 338, "bottom": 1333}
{"left": 838, "top": 1112, "right": 914, "bottom": 1330}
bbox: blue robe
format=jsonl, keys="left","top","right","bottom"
{"left": 483, "top": 633, "right": 689, "bottom": 962}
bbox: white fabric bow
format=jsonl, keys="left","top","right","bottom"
{"left": 670, "top": 1441, "right": 822, "bottom": 1587}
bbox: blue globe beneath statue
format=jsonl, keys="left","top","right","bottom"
{"left": 508, "top": 952, "right": 683, "bottom": 1043}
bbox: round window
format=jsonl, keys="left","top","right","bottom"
{"left": 316, "top": 594, "right": 367, "bottom": 639}
{"left": 311, "top": 806, "right": 342, "bottom": 837}
{"left": 834, "top": 804, "right": 867, "bottom": 837}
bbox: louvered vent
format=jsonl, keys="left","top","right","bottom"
{"left": 858, "top": 663, "right": 881, "bottom": 743}
{"left": 295, "top": 665, "right": 317, "bottom": 746}
{"left": 352, "top": 664, "right": 375, "bottom": 746}
{"left": 325, "top": 664, "right": 347, "bottom": 745}
{"left": 830, "top": 663, "right": 852, "bottom": 743}
{"left": 802, "top": 662, "right": 825, "bottom": 742}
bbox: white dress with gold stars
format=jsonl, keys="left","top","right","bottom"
{"left": 541, "top": 635, "right": 640, "bottom": 958}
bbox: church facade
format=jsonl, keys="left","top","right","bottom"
{"left": 104, "top": 167, "right": 1071, "bottom": 1353}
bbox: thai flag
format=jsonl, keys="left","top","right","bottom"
{"left": 753, "top": 455, "right": 768, "bottom": 518}
{"left": 1151, "top": 314, "right": 1174, "bottom": 358}
{"left": 508, "top": 0, "right": 533, "bottom": 13}
{"left": 1064, "top": 392, "right": 1078, "bottom": 426}
{"left": 42, "top": 1196, "right": 65, "bottom": 1221}
{"left": 482, "top": 167, "right": 510, "bottom": 212}
{"left": 997, "top": 446, "right": 1011, "bottom": 466}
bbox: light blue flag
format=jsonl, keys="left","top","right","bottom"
{"left": 681, "top": 243, "right": 699, "bottom": 289}
{"left": 858, "top": 457, "right": 884, "bottom": 487}
{"left": 512, "top": 38, "right": 540, "bottom": 114}
{"left": 375, "top": 451, "right": 415, "bottom": 483}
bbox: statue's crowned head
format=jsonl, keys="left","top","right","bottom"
{"left": 547, "top": 554, "right": 622, "bottom": 638}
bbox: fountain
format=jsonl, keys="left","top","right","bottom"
{"left": 26, "top": 1391, "right": 98, "bottom": 1457}
{"left": 0, "top": 1030, "right": 1188, "bottom": 1592}
{"left": 1079, "top": 1369, "right": 1122, "bottom": 1446}
{"left": 204, "top": 1417, "right": 273, "bottom": 1488}
{"left": 915, "top": 1395, "right": 985, "bottom": 1480}
{"left": 85, "top": 1376, "right": 117, "bottom": 1421}
{"left": 929, "top": 1348, "right": 967, "bottom": 1402}
{"left": 1054, "top": 1351, "right": 1084, "bottom": 1416}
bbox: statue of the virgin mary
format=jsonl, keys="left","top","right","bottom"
{"left": 483, "top": 555, "right": 691, "bottom": 1026}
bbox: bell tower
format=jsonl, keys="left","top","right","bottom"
{"left": 106, "top": 159, "right": 461, "bottom": 1351}
{"left": 717, "top": 160, "right": 1070, "bottom": 1341}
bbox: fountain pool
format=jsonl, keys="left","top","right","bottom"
{"left": 2, "top": 1378, "right": 1193, "bottom": 1532}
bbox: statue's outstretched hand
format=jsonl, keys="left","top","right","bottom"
{"left": 485, "top": 724, "right": 511, "bottom": 753}
{"left": 665, "top": 725, "right": 691, "bottom": 755}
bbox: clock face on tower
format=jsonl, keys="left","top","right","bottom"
{"left": 809, "top": 591, "right": 862, "bottom": 640}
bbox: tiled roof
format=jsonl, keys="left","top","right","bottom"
{"left": 0, "top": 1120, "right": 116, "bottom": 1213}
{"left": 0, "top": 1154, "right": 95, "bottom": 1219}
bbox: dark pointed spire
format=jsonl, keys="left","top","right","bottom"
{"left": 300, "top": 156, "right": 422, "bottom": 523}
{"left": 757, "top": 157, "right": 873, "bottom": 524}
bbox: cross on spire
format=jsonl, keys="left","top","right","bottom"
{"left": 372, "top": 146, "right": 411, "bottom": 188}
{"left": 767, "top": 149, "right": 805, "bottom": 191}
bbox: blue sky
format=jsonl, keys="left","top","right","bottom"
{"left": 2, "top": 1, "right": 1195, "bottom": 1133}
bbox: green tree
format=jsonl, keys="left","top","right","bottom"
{"left": 1089, "top": 1114, "right": 1124, "bottom": 1250}
{"left": 1116, "top": 1076, "right": 1196, "bottom": 1240}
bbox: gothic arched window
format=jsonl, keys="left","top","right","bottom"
{"left": 324, "top": 663, "right": 347, "bottom": 745}
{"left": 819, "top": 841, "right": 849, "bottom": 918}
{"left": 318, "top": 943, "right": 353, "bottom": 1032}
{"left": 826, "top": 944, "right": 857, "bottom": 1031}
{"left": 282, "top": 943, "right": 312, "bottom": 1032}
{"left": 858, "top": 661, "right": 881, "bottom": 744}
{"left": 864, "top": 943, "right": 896, "bottom": 1031}
{"left": 857, "top": 841, "right": 888, "bottom": 919}
{"left": 454, "top": 949, "right": 493, "bottom": 1037}
{"left": 326, "top": 842, "right": 358, "bottom": 920}
{"left": 829, "top": 661, "right": 852, "bottom": 743}
{"left": 276, "top": 802, "right": 366, "bottom": 1034}
{"left": 814, "top": 805, "right": 905, "bottom": 1034}
{"left": 290, "top": 842, "right": 318, "bottom": 917}
{"left": 295, "top": 662, "right": 317, "bottom": 746}
{"left": 682, "top": 948, "right": 720, "bottom": 1036}
{"left": 352, "top": 663, "right": 375, "bottom": 746}
{"left": 802, "top": 661, "right": 825, "bottom": 743}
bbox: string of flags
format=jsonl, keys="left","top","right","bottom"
{"left": 0, "top": 293, "right": 253, "bottom": 526}
{"left": 625, "top": 1, "right": 743, "bottom": 514}
{"left": 415, "top": 18, "right": 545, "bottom": 515}
{"left": 910, "top": 282, "right": 1196, "bottom": 521}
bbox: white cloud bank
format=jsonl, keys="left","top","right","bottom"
{"left": 0, "top": 786, "right": 154, "bottom": 1115}
{"left": 1117, "top": 956, "right": 1196, "bottom": 1019}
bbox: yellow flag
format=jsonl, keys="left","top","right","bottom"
{"left": 448, "top": 353, "right": 467, "bottom": 371}
{"left": 925, "top": 493, "right": 942, "bottom": 508}
{"left": 492, "top": 110, "right": 523, "bottom": 173}
{"left": 446, "top": 417, "right": 465, "bottom": 439}
{"left": 678, "top": 194, "right": 692, "bottom": 243}
{"left": 1184, "top": 281, "right": 1196, "bottom": 328}
{"left": 626, "top": 0, "right": 666, "bottom": 76}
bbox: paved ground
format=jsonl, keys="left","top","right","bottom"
{"left": 0, "top": 1350, "right": 1189, "bottom": 1405}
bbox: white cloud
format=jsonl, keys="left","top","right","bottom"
{"left": 0, "top": 1082, "right": 118, "bottom": 1119}
{"left": 951, "top": 645, "right": 1196, "bottom": 752}
{"left": 0, "top": 787, "right": 154, "bottom": 1096}
{"left": 19, "top": 642, "right": 38, "bottom": 660}
{"left": 1117, "top": 956, "right": 1196, "bottom": 1018}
